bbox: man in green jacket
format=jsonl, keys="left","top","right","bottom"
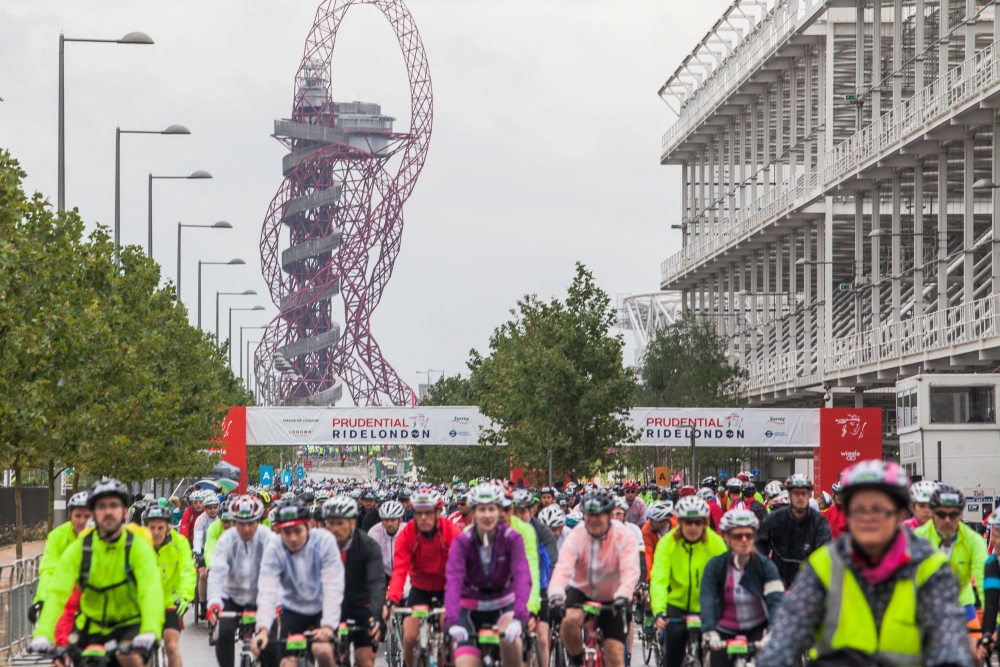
{"left": 502, "top": 499, "right": 541, "bottom": 615}
{"left": 30, "top": 479, "right": 164, "bottom": 667}
{"left": 145, "top": 506, "right": 196, "bottom": 667}
{"left": 650, "top": 496, "right": 727, "bottom": 667}
{"left": 30, "top": 492, "right": 92, "bottom": 623}
{"left": 203, "top": 511, "right": 235, "bottom": 569}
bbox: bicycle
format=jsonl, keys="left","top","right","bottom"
{"left": 568, "top": 601, "right": 627, "bottom": 667}
{"left": 522, "top": 626, "right": 542, "bottom": 667}
{"left": 285, "top": 630, "right": 330, "bottom": 667}
{"left": 680, "top": 616, "right": 702, "bottom": 667}
{"left": 392, "top": 605, "right": 447, "bottom": 667}
{"left": 34, "top": 639, "right": 158, "bottom": 667}
{"left": 477, "top": 627, "right": 502, "bottom": 667}
{"left": 193, "top": 555, "right": 207, "bottom": 625}
{"left": 217, "top": 610, "right": 261, "bottom": 667}
{"left": 548, "top": 612, "right": 569, "bottom": 667}
{"left": 384, "top": 612, "right": 405, "bottom": 667}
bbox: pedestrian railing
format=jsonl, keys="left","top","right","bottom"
{"left": 0, "top": 556, "right": 41, "bottom": 664}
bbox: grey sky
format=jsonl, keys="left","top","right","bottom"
{"left": 0, "top": 0, "right": 731, "bottom": 402}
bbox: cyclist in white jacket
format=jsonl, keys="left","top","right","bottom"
{"left": 253, "top": 498, "right": 345, "bottom": 667}
{"left": 366, "top": 500, "right": 404, "bottom": 580}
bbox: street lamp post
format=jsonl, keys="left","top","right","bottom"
{"left": 59, "top": 31, "right": 153, "bottom": 212}
{"left": 229, "top": 306, "right": 266, "bottom": 358}
{"left": 177, "top": 221, "right": 232, "bottom": 302}
{"left": 240, "top": 325, "right": 271, "bottom": 378}
{"left": 216, "top": 290, "right": 257, "bottom": 346}
{"left": 114, "top": 125, "right": 190, "bottom": 263}
{"left": 149, "top": 170, "right": 212, "bottom": 259}
{"left": 197, "top": 258, "right": 245, "bottom": 329}
{"left": 247, "top": 340, "right": 262, "bottom": 399}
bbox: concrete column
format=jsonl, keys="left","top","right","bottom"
{"left": 873, "top": 0, "right": 882, "bottom": 118}
{"left": 804, "top": 222, "right": 814, "bottom": 361}
{"left": 764, "top": 243, "right": 772, "bottom": 358}
{"left": 893, "top": 0, "right": 902, "bottom": 108}
{"left": 915, "top": 0, "right": 925, "bottom": 89}
{"left": 729, "top": 120, "right": 737, "bottom": 219}
{"left": 751, "top": 250, "right": 759, "bottom": 365}
{"left": 791, "top": 58, "right": 799, "bottom": 177}
{"left": 873, "top": 181, "right": 882, "bottom": 328}
{"left": 740, "top": 108, "right": 748, "bottom": 214}
{"left": 776, "top": 75, "right": 785, "bottom": 185}
{"left": 789, "top": 228, "right": 799, "bottom": 365}
{"left": 682, "top": 161, "right": 689, "bottom": 247}
{"left": 709, "top": 137, "right": 717, "bottom": 228}
{"left": 855, "top": 387, "right": 865, "bottom": 408}
{"left": 752, "top": 98, "right": 760, "bottom": 204}
{"left": 892, "top": 171, "right": 902, "bottom": 322}
{"left": 805, "top": 51, "right": 814, "bottom": 173}
{"left": 966, "top": 0, "right": 975, "bottom": 62}
{"left": 822, "top": 202, "right": 833, "bottom": 354}
{"left": 993, "top": 116, "right": 1000, "bottom": 295}
{"left": 938, "top": 150, "right": 949, "bottom": 313}
{"left": 915, "top": 160, "right": 925, "bottom": 313}
{"left": 855, "top": 192, "right": 865, "bottom": 332}
{"left": 777, "top": 236, "right": 785, "bottom": 355}
{"left": 763, "top": 87, "right": 772, "bottom": 192}
{"left": 857, "top": 0, "right": 866, "bottom": 133}
{"left": 940, "top": 0, "right": 950, "bottom": 77}
{"left": 964, "top": 131, "right": 974, "bottom": 304}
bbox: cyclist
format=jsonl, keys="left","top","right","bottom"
{"left": 722, "top": 478, "right": 743, "bottom": 511}
{"left": 757, "top": 460, "right": 973, "bottom": 667}
{"left": 144, "top": 505, "right": 196, "bottom": 667}
{"left": 204, "top": 510, "right": 235, "bottom": 569}
{"left": 357, "top": 490, "right": 378, "bottom": 527}
{"left": 823, "top": 481, "right": 848, "bottom": 538}
{"left": 905, "top": 480, "right": 939, "bottom": 530}
{"left": 538, "top": 505, "right": 567, "bottom": 549}
{"left": 914, "top": 484, "right": 987, "bottom": 662}
{"left": 384, "top": 488, "right": 461, "bottom": 667}
{"left": 501, "top": 494, "right": 541, "bottom": 623}
{"left": 641, "top": 501, "right": 674, "bottom": 580}
{"left": 622, "top": 480, "right": 646, "bottom": 527}
{"left": 444, "top": 484, "right": 531, "bottom": 667}
{"left": 30, "top": 491, "right": 91, "bottom": 624}
{"left": 206, "top": 495, "right": 272, "bottom": 667}
{"left": 762, "top": 481, "right": 782, "bottom": 511}
{"left": 754, "top": 473, "right": 831, "bottom": 588}
{"left": 447, "top": 493, "right": 473, "bottom": 529}
{"left": 179, "top": 490, "right": 204, "bottom": 543}
{"left": 539, "top": 486, "right": 557, "bottom": 509}
{"left": 977, "top": 512, "right": 1000, "bottom": 662}
{"left": 513, "top": 489, "right": 559, "bottom": 667}
{"left": 321, "top": 496, "right": 385, "bottom": 667}
{"left": 193, "top": 494, "right": 221, "bottom": 619}
{"left": 699, "top": 509, "right": 783, "bottom": 666}
{"left": 549, "top": 489, "right": 640, "bottom": 667}
{"left": 252, "top": 497, "right": 345, "bottom": 667}
{"left": 368, "top": 500, "right": 405, "bottom": 583}
{"left": 30, "top": 478, "right": 163, "bottom": 667}
{"left": 650, "top": 495, "right": 727, "bottom": 667}
{"left": 731, "top": 482, "right": 766, "bottom": 522}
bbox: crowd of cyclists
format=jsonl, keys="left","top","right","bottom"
{"left": 24, "top": 460, "right": 999, "bottom": 667}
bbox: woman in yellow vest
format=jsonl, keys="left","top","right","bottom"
{"left": 756, "top": 460, "right": 973, "bottom": 667}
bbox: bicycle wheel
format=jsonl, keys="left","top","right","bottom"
{"left": 550, "top": 633, "right": 567, "bottom": 667}
{"left": 240, "top": 653, "right": 254, "bottom": 667}
{"left": 528, "top": 635, "right": 543, "bottom": 667}
{"left": 412, "top": 648, "right": 430, "bottom": 667}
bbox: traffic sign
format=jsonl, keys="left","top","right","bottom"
{"left": 281, "top": 470, "right": 293, "bottom": 485}
{"left": 719, "top": 470, "right": 728, "bottom": 480}
{"left": 295, "top": 465, "right": 305, "bottom": 479}
{"left": 654, "top": 467, "right": 670, "bottom": 488}
{"left": 751, "top": 468, "right": 761, "bottom": 477}
{"left": 259, "top": 466, "right": 274, "bottom": 486}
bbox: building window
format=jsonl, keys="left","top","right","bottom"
{"left": 929, "top": 386, "right": 996, "bottom": 424}
{"left": 896, "top": 388, "right": 918, "bottom": 429}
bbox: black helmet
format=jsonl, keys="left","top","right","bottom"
{"left": 741, "top": 482, "right": 756, "bottom": 496}
{"left": 87, "top": 478, "right": 131, "bottom": 511}
{"left": 581, "top": 489, "right": 616, "bottom": 515}
{"left": 144, "top": 505, "right": 173, "bottom": 524}
{"left": 274, "top": 497, "right": 311, "bottom": 527}
{"left": 929, "top": 484, "right": 966, "bottom": 511}
{"left": 700, "top": 476, "right": 718, "bottom": 490}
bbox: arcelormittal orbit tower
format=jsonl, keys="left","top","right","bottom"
{"left": 255, "top": 0, "right": 432, "bottom": 406}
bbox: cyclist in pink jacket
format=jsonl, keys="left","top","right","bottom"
{"left": 548, "top": 489, "right": 640, "bottom": 667}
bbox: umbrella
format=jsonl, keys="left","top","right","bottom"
{"left": 215, "top": 478, "right": 239, "bottom": 494}
{"left": 194, "top": 479, "right": 220, "bottom": 492}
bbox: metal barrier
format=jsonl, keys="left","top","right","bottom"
{"left": 0, "top": 556, "right": 41, "bottom": 664}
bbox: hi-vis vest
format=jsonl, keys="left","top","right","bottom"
{"left": 809, "top": 544, "right": 949, "bottom": 667}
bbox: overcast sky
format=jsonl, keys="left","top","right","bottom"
{"left": 0, "top": 0, "right": 731, "bottom": 403}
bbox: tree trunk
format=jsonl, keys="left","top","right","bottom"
{"left": 14, "top": 459, "right": 23, "bottom": 560}
{"left": 47, "top": 459, "right": 55, "bottom": 533}
{"left": 71, "top": 465, "right": 79, "bottom": 494}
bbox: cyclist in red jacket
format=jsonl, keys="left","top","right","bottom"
{"left": 178, "top": 490, "right": 204, "bottom": 543}
{"left": 383, "top": 488, "right": 461, "bottom": 667}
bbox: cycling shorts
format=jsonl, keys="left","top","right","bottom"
{"left": 406, "top": 587, "right": 444, "bottom": 609}
{"left": 163, "top": 609, "right": 183, "bottom": 633}
{"left": 538, "top": 589, "right": 549, "bottom": 625}
{"left": 74, "top": 623, "right": 140, "bottom": 649}
{"left": 453, "top": 606, "right": 515, "bottom": 659}
{"left": 565, "top": 587, "right": 627, "bottom": 644}
{"left": 341, "top": 607, "right": 376, "bottom": 649}
{"left": 279, "top": 608, "right": 323, "bottom": 638}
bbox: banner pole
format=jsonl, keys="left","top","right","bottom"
{"left": 548, "top": 450, "right": 553, "bottom": 487}
{"left": 690, "top": 428, "right": 696, "bottom": 485}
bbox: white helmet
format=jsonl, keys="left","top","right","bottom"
{"left": 718, "top": 508, "right": 759, "bottom": 532}
{"left": 379, "top": 500, "right": 405, "bottom": 520}
{"left": 614, "top": 497, "right": 629, "bottom": 512}
{"left": 646, "top": 501, "right": 674, "bottom": 522}
{"left": 321, "top": 496, "right": 359, "bottom": 520}
{"left": 468, "top": 483, "right": 506, "bottom": 507}
{"left": 696, "top": 487, "right": 715, "bottom": 501}
{"left": 763, "top": 481, "right": 782, "bottom": 499}
{"left": 674, "top": 496, "right": 710, "bottom": 520}
{"left": 910, "top": 480, "right": 939, "bottom": 504}
{"left": 538, "top": 505, "right": 566, "bottom": 528}
{"left": 770, "top": 490, "right": 790, "bottom": 507}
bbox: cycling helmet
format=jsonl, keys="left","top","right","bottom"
{"left": 741, "top": 482, "right": 756, "bottom": 496}
{"left": 929, "top": 484, "right": 966, "bottom": 511}
{"left": 300, "top": 489, "right": 315, "bottom": 503}
{"left": 623, "top": 480, "right": 640, "bottom": 491}
{"left": 678, "top": 485, "right": 696, "bottom": 497}
{"left": 839, "top": 460, "right": 910, "bottom": 510}
{"left": 512, "top": 489, "right": 534, "bottom": 509}
{"left": 468, "top": 483, "right": 505, "bottom": 507}
{"left": 674, "top": 496, "right": 710, "bottom": 520}
{"left": 646, "top": 501, "right": 674, "bottom": 522}
{"left": 763, "top": 481, "right": 782, "bottom": 499}
{"left": 539, "top": 486, "right": 555, "bottom": 496}
{"left": 831, "top": 482, "right": 842, "bottom": 494}
{"left": 987, "top": 512, "right": 1000, "bottom": 529}
{"left": 696, "top": 487, "right": 715, "bottom": 501}
{"left": 257, "top": 490, "right": 273, "bottom": 504}
{"left": 538, "top": 505, "right": 566, "bottom": 528}
{"left": 87, "top": 478, "right": 131, "bottom": 510}
{"left": 203, "top": 494, "right": 221, "bottom": 508}
{"left": 738, "top": 471, "right": 754, "bottom": 482}
{"left": 412, "top": 488, "right": 442, "bottom": 511}
{"left": 379, "top": 500, "right": 405, "bottom": 519}
{"left": 718, "top": 508, "right": 759, "bottom": 532}
{"left": 820, "top": 491, "right": 834, "bottom": 507}
{"left": 68, "top": 492, "right": 89, "bottom": 510}
{"left": 700, "top": 477, "right": 718, "bottom": 490}
{"left": 322, "top": 496, "right": 359, "bottom": 520}
{"left": 580, "top": 489, "right": 616, "bottom": 515}
{"left": 144, "top": 505, "right": 172, "bottom": 523}
{"left": 220, "top": 511, "right": 234, "bottom": 522}
{"left": 348, "top": 489, "right": 362, "bottom": 500}
{"left": 314, "top": 489, "right": 331, "bottom": 503}
{"left": 273, "top": 497, "right": 311, "bottom": 528}
{"left": 565, "top": 511, "right": 583, "bottom": 527}
{"left": 229, "top": 495, "right": 265, "bottom": 523}
{"left": 613, "top": 496, "right": 629, "bottom": 512}
{"left": 770, "top": 490, "right": 790, "bottom": 507}
{"left": 784, "top": 474, "right": 814, "bottom": 491}
{"left": 910, "top": 480, "right": 939, "bottom": 504}
{"left": 726, "top": 478, "right": 743, "bottom": 491}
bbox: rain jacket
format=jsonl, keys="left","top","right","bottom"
{"left": 34, "top": 524, "right": 164, "bottom": 642}
{"left": 509, "top": 515, "right": 541, "bottom": 613}
{"left": 207, "top": 524, "right": 273, "bottom": 607}
{"left": 549, "top": 519, "right": 641, "bottom": 603}
{"left": 35, "top": 521, "right": 81, "bottom": 603}
{"left": 204, "top": 519, "right": 226, "bottom": 568}
{"left": 699, "top": 551, "right": 784, "bottom": 633}
{"left": 444, "top": 523, "right": 531, "bottom": 629}
{"left": 649, "top": 527, "right": 727, "bottom": 614}
{"left": 178, "top": 506, "right": 201, "bottom": 543}
{"left": 387, "top": 517, "right": 461, "bottom": 603}
{"left": 368, "top": 521, "right": 398, "bottom": 578}
{"left": 154, "top": 529, "right": 197, "bottom": 607}
{"left": 914, "top": 520, "right": 988, "bottom": 606}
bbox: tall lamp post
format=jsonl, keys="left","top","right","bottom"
{"left": 59, "top": 31, "right": 153, "bottom": 212}
{"left": 240, "top": 325, "right": 271, "bottom": 377}
{"left": 197, "top": 258, "right": 245, "bottom": 328}
{"left": 246, "top": 340, "right": 262, "bottom": 400}
{"left": 114, "top": 124, "right": 190, "bottom": 263}
{"left": 177, "top": 221, "right": 231, "bottom": 302}
{"left": 216, "top": 290, "right": 257, "bottom": 346}
{"left": 149, "top": 170, "right": 212, "bottom": 259}
{"left": 229, "top": 306, "right": 266, "bottom": 358}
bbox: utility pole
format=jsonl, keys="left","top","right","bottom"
{"left": 690, "top": 428, "right": 697, "bottom": 485}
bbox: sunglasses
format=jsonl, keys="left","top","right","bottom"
{"left": 625, "top": 490, "right": 637, "bottom": 494}
{"left": 934, "top": 510, "right": 962, "bottom": 520}
{"left": 727, "top": 531, "right": 755, "bottom": 542}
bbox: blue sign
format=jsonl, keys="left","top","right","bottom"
{"left": 281, "top": 470, "right": 293, "bottom": 485}
{"left": 259, "top": 466, "right": 274, "bottom": 486}
{"left": 719, "top": 470, "right": 728, "bottom": 480}
{"left": 752, "top": 468, "right": 761, "bottom": 477}
{"left": 295, "top": 465, "right": 305, "bottom": 479}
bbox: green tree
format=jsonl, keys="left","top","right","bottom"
{"left": 470, "top": 263, "right": 638, "bottom": 478}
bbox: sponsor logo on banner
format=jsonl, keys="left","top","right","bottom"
{"left": 631, "top": 408, "right": 819, "bottom": 448}
{"left": 765, "top": 430, "right": 773, "bottom": 438}
{"left": 768, "top": 417, "right": 786, "bottom": 425}
{"left": 842, "top": 450, "right": 861, "bottom": 462}
{"left": 452, "top": 417, "right": 470, "bottom": 424}
{"left": 817, "top": 408, "right": 882, "bottom": 496}
{"left": 834, "top": 413, "right": 868, "bottom": 439}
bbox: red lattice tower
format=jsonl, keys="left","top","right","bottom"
{"left": 254, "top": 0, "right": 432, "bottom": 406}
